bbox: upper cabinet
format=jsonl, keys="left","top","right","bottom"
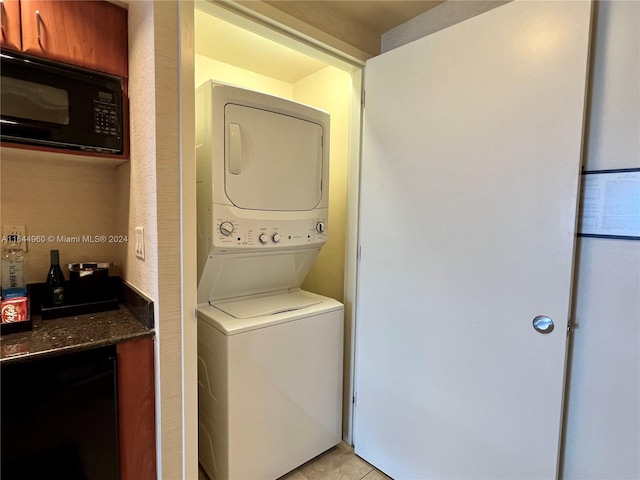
{"left": 0, "top": 0, "right": 22, "bottom": 51}
{"left": 3, "top": 0, "right": 127, "bottom": 78}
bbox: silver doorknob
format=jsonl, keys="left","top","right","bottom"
{"left": 532, "top": 315, "right": 554, "bottom": 334}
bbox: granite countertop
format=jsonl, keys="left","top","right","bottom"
{"left": 1, "top": 279, "right": 155, "bottom": 365}
{"left": 0, "top": 306, "right": 153, "bottom": 365}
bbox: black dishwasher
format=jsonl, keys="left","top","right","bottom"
{"left": 1, "top": 345, "right": 120, "bottom": 480}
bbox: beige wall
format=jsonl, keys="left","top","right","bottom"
{"left": 127, "top": 1, "right": 159, "bottom": 302}
{"left": 295, "top": 67, "right": 351, "bottom": 303}
{"left": 562, "top": 1, "right": 640, "bottom": 478}
{"left": 195, "top": 54, "right": 292, "bottom": 98}
{"left": 1, "top": 151, "right": 127, "bottom": 283}
{"left": 381, "top": 0, "right": 509, "bottom": 53}
{"left": 128, "top": 1, "right": 187, "bottom": 478}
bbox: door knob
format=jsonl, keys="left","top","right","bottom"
{"left": 532, "top": 315, "right": 554, "bottom": 334}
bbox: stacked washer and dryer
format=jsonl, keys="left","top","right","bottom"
{"left": 196, "top": 81, "right": 344, "bottom": 480}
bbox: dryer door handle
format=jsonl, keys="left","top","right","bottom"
{"left": 228, "top": 123, "right": 242, "bottom": 175}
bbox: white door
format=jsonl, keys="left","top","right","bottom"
{"left": 353, "top": 2, "right": 592, "bottom": 479}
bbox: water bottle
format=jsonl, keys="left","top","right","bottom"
{"left": 1, "top": 235, "right": 27, "bottom": 298}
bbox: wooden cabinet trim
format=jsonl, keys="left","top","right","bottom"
{"left": 0, "top": 0, "right": 22, "bottom": 50}
{"left": 117, "top": 336, "right": 157, "bottom": 480}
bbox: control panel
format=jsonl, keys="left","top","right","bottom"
{"left": 93, "top": 91, "right": 120, "bottom": 137}
{"left": 212, "top": 213, "right": 328, "bottom": 252}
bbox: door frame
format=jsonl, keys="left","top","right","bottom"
{"left": 191, "top": 0, "right": 527, "bottom": 448}
{"left": 193, "top": 0, "right": 364, "bottom": 444}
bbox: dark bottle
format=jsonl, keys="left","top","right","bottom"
{"left": 47, "top": 250, "right": 65, "bottom": 306}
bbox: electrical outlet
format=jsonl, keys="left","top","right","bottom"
{"left": 2, "top": 225, "right": 27, "bottom": 252}
{"left": 135, "top": 226, "right": 145, "bottom": 260}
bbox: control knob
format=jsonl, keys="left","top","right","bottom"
{"left": 258, "top": 233, "right": 269, "bottom": 244}
{"left": 315, "top": 221, "right": 326, "bottom": 234}
{"left": 272, "top": 233, "right": 281, "bottom": 243}
{"left": 219, "top": 221, "right": 234, "bottom": 236}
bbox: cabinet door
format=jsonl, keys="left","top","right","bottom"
{"left": 117, "top": 337, "right": 156, "bottom": 480}
{"left": 0, "top": 0, "right": 22, "bottom": 50}
{"left": 20, "top": 0, "right": 127, "bottom": 77}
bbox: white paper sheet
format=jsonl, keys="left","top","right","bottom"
{"left": 579, "top": 170, "right": 640, "bottom": 238}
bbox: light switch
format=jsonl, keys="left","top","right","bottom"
{"left": 135, "top": 227, "right": 145, "bottom": 260}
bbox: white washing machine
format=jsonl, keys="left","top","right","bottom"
{"left": 198, "top": 289, "right": 343, "bottom": 480}
{"left": 196, "top": 82, "right": 344, "bottom": 480}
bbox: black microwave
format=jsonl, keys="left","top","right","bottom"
{"left": 0, "top": 50, "right": 124, "bottom": 155}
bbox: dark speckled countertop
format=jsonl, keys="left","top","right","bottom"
{"left": 0, "top": 306, "right": 153, "bottom": 364}
{"left": 1, "top": 281, "right": 155, "bottom": 365}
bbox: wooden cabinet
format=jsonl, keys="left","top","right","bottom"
{"left": 117, "top": 337, "right": 157, "bottom": 480}
{"left": 2, "top": 0, "right": 127, "bottom": 77}
{"left": 0, "top": 0, "right": 22, "bottom": 50}
{"left": 20, "top": 0, "right": 127, "bottom": 77}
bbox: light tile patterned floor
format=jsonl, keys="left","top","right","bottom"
{"left": 198, "top": 442, "right": 391, "bottom": 480}
{"left": 279, "top": 442, "right": 390, "bottom": 480}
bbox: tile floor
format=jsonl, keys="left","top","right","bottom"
{"left": 198, "top": 442, "right": 391, "bottom": 480}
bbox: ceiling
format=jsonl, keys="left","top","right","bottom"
{"left": 196, "top": 1, "right": 443, "bottom": 83}
{"left": 262, "top": 1, "right": 443, "bottom": 57}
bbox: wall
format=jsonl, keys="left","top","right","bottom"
{"left": 127, "top": 2, "right": 159, "bottom": 301}
{"left": 1, "top": 152, "right": 127, "bottom": 282}
{"left": 195, "top": 54, "right": 292, "bottom": 98}
{"left": 562, "top": 2, "right": 640, "bottom": 478}
{"left": 127, "top": 1, "right": 188, "bottom": 478}
{"left": 180, "top": 1, "right": 199, "bottom": 478}
{"left": 295, "top": 67, "right": 351, "bottom": 303}
{"left": 381, "top": 0, "right": 509, "bottom": 53}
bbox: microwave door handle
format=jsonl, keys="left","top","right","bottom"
{"left": 228, "top": 123, "right": 242, "bottom": 175}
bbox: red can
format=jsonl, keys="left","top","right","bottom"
{"left": 1, "top": 296, "right": 28, "bottom": 323}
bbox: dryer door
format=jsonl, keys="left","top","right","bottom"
{"left": 224, "top": 104, "right": 324, "bottom": 211}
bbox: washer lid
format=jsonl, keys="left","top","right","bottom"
{"left": 213, "top": 289, "right": 320, "bottom": 319}
{"left": 197, "top": 289, "right": 344, "bottom": 335}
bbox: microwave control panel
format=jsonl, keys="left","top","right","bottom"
{"left": 93, "top": 92, "right": 120, "bottom": 137}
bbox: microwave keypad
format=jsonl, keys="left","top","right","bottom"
{"left": 93, "top": 99, "right": 119, "bottom": 136}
